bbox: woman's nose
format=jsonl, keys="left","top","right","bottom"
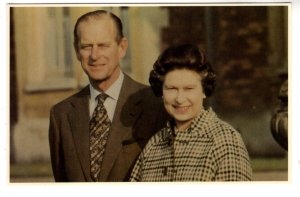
{"left": 175, "top": 90, "right": 185, "bottom": 104}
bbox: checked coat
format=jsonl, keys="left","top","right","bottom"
{"left": 130, "top": 108, "right": 253, "bottom": 181}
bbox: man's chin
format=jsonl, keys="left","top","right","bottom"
{"left": 89, "top": 75, "right": 108, "bottom": 82}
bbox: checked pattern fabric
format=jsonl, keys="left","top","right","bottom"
{"left": 90, "top": 93, "right": 111, "bottom": 181}
{"left": 130, "top": 108, "right": 253, "bottom": 182}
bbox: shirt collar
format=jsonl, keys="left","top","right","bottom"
{"left": 89, "top": 72, "right": 124, "bottom": 101}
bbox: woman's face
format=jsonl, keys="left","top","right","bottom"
{"left": 163, "top": 69, "right": 206, "bottom": 131}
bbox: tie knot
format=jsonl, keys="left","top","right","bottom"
{"left": 96, "top": 93, "right": 108, "bottom": 103}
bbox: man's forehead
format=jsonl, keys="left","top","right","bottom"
{"left": 81, "top": 14, "right": 112, "bottom": 25}
{"left": 77, "top": 16, "right": 115, "bottom": 33}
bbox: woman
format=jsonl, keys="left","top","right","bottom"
{"left": 130, "top": 44, "right": 252, "bottom": 181}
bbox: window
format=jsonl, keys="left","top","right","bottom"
{"left": 24, "top": 7, "right": 77, "bottom": 92}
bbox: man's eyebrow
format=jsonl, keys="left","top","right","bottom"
{"left": 80, "top": 41, "right": 111, "bottom": 45}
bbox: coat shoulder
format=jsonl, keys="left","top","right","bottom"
{"left": 123, "top": 75, "right": 162, "bottom": 105}
{"left": 50, "top": 86, "right": 89, "bottom": 113}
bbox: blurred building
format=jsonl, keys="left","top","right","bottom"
{"left": 10, "top": 5, "right": 288, "bottom": 164}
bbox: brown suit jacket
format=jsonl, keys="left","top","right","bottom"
{"left": 49, "top": 74, "right": 168, "bottom": 182}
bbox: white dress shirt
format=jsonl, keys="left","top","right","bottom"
{"left": 89, "top": 72, "right": 124, "bottom": 121}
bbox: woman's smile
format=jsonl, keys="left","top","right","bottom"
{"left": 173, "top": 105, "right": 190, "bottom": 114}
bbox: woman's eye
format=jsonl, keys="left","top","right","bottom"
{"left": 164, "top": 87, "right": 175, "bottom": 91}
{"left": 185, "top": 87, "right": 194, "bottom": 90}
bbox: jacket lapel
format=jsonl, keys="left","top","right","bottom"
{"left": 68, "top": 86, "right": 92, "bottom": 181}
{"left": 98, "top": 75, "right": 143, "bottom": 181}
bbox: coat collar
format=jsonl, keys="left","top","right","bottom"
{"left": 164, "top": 108, "right": 217, "bottom": 141}
{"left": 68, "top": 86, "right": 92, "bottom": 181}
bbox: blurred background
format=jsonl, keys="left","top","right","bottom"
{"left": 9, "top": 5, "right": 288, "bottom": 182}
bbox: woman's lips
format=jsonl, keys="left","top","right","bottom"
{"left": 173, "top": 105, "right": 190, "bottom": 114}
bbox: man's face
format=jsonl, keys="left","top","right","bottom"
{"left": 163, "top": 69, "right": 206, "bottom": 131}
{"left": 76, "top": 16, "right": 127, "bottom": 90}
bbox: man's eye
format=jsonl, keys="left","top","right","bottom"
{"left": 81, "top": 45, "right": 91, "bottom": 50}
{"left": 99, "top": 44, "right": 110, "bottom": 48}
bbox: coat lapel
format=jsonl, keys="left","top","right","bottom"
{"left": 68, "top": 86, "right": 92, "bottom": 181}
{"left": 98, "top": 75, "right": 144, "bottom": 181}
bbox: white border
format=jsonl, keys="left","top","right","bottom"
{"left": 2, "top": 1, "right": 299, "bottom": 197}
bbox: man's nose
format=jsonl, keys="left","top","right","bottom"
{"left": 90, "top": 46, "right": 101, "bottom": 60}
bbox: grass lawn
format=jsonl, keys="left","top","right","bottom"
{"left": 9, "top": 156, "right": 288, "bottom": 179}
{"left": 10, "top": 162, "right": 52, "bottom": 178}
{"left": 251, "top": 157, "right": 288, "bottom": 172}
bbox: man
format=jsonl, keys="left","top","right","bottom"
{"left": 49, "top": 10, "right": 168, "bottom": 182}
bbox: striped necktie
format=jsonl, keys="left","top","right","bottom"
{"left": 89, "top": 93, "right": 111, "bottom": 181}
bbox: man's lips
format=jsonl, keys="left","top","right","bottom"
{"left": 90, "top": 63, "right": 106, "bottom": 67}
{"left": 88, "top": 63, "right": 106, "bottom": 70}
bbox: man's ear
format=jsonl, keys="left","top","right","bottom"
{"left": 118, "top": 38, "right": 128, "bottom": 59}
{"left": 74, "top": 43, "right": 81, "bottom": 61}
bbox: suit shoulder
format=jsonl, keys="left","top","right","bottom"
{"left": 123, "top": 74, "right": 148, "bottom": 90}
{"left": 123, "top": 75, "right": 158, "bottom": 100}
{"left": 51, "top": 86, "right": 89, "bottom": 111}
